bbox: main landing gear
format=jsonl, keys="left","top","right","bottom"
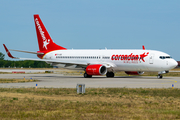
{"left": 157, "top": 74, "right": 163, "bottom": 79}
{"left": 84, "top": 73, "right": 92, "bottom": 78}
{"left": 106, "top": 72, "right": 114, "bottom": 78}
{"left": 84, "top": 72, "right": 115, "bottom": 78}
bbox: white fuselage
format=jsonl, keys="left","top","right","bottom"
{"left": 43, "top": 49, "right": 177, "bottom": 72}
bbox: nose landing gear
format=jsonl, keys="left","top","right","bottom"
{"left": 157, "top": 71, "right": 169, "bottom": 79}
{"left": 157, "top": 74, "right": 163, "bottom": 79}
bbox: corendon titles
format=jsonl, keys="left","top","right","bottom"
{"left": 35, "top": 18, "right": 50, "bottom": 50}
{"left": 111, "top": 52, "right": 149, "bottom": 63}
{"left": 35, "top": 18, "right": 46, "bottom": 41}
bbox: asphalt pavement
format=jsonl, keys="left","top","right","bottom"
{"left": 0, "top": 74, "right": 178, "bottom": 88}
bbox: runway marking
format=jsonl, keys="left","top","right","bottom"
{"left": 160, "top": 80, "right": 177, "bottom": 84}
{"left": 134, "top": 79, "right": 178, "bottom": 87}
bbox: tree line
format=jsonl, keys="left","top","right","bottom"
{"left": 0, "top": 52, "right": 52, "bottom": 68}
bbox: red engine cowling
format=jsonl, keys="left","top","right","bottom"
{"left": 86, "top": 64, "right": 107, "bottom": 75}
{"left": 125, "top": 71, "right": 144, "bottom": 75}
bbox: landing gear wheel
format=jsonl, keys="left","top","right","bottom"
{"left": 84, "top": 73, "right": 88, "bottom": 78}
{"left": 106, "top": 72, "right": 110, "bottom": 77}
{"left": 157, "top": 74, "right": 163, "bottom": 79}
{"left": 88, "top": 75, "right": 92, "bottom": 78}
{"left": 84, "top": 73, "right": 92, "bottom": 78}
{"left": 106, "top": 72, "right": 114, "bottom": 78}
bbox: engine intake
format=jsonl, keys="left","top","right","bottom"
{"left": 86, "top": 64, "right": 107, "bottom": 75}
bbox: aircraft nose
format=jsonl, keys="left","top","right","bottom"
{"left": 174, "top": 60, "right": 178, "bottom": 67}
{"left": 170, "top": 59, "right": 178, "bottom": 69}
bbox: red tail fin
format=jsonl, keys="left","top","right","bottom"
{"left": 34, "top": 14, "right": 67, "bottom": 52}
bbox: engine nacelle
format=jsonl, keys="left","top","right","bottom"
{"left": 125, "top": 71, "right": 144, "bottom": 75}
{"left": 86, "top": 64, "right": 107, "bottom": 75}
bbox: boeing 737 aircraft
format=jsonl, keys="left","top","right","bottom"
{"left": 3, "top": 14, "right": 177, "bottom": 78}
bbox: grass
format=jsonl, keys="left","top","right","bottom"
{"left": 0, "top": 88, "right": 180, "bottom": 119}
{"left": 0, "top": 79, "right": 38, "bottom": 83}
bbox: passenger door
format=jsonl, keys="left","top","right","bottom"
{"left": 149, "top": 54, "right": 154, "bottom": 64}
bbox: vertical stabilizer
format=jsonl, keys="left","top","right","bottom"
{"left": 34, "top": 14, "right": 67, "bottom": 52}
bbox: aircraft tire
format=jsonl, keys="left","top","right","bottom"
{"left": 84, "top": 73, "right": 88, "bottom": 78}
{"left": 110, "top": 72, "right": 114, "bottom": 77}
{"left": 106, "top": 72, "right": 114, "bottom": 77}
{"left": 88, "top": 75, "right": 92, "bottom": 78}
{"left": 84, "top": 73, "right": 92, "bottom": 78}
{"left": 157, "top": 74, "right": 163, "bottom": 79}
{"left": 106, "top": 72, "right": 110, "bottom": 77}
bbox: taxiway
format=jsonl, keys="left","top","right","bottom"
{"left": 0, "top": 74, "right": 179, "bottom": 88}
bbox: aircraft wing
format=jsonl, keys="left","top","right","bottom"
{"left": 3, "top": 44, "right": 86, "bottom": 66}
{"left": 19, "top": 58, "right": 114, "bottom": 68}
{"left": 3, "top": 44, "right": 114, "bottom": 68}
{"left": 9, "top": 49, "right": 44, "bottom": 55}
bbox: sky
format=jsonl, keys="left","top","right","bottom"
{"left": 0, "top": 0, "right": 180, "bottom": 60}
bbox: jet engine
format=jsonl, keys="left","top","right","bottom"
{"left": 125, "top": 71, "right": 144, "bottom": 75}
{"left": 86, "top": 64, "right": 107, "bottom": 75}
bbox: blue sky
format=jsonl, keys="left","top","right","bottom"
{"left": 0, "top": 1, "right": 180, "bottom": 60}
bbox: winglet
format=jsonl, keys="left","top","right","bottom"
{"left": 142, "top": 45, "right": 145, "bottom": 50}
{"left": 3, "top": 44, "right": 17, "bottom": 59}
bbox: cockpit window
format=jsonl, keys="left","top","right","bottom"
{"left": 159, "top": 56, "right": 172, "bottom": 59}
{"left": 166, "top": 56, "right": 171, "bottom": 59}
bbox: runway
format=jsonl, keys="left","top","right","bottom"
{"left": 0, "top": 74, "right": 179, "bottom": 88}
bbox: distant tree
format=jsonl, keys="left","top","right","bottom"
{"left": 0, "top": 57, "right": 52, "bottom": 68}
{"left": 0, "top": 52, "right": 5, "bottom": 60}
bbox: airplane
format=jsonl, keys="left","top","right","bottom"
{"left": 3, "top": 14, "right": 178, "bottom": 79}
